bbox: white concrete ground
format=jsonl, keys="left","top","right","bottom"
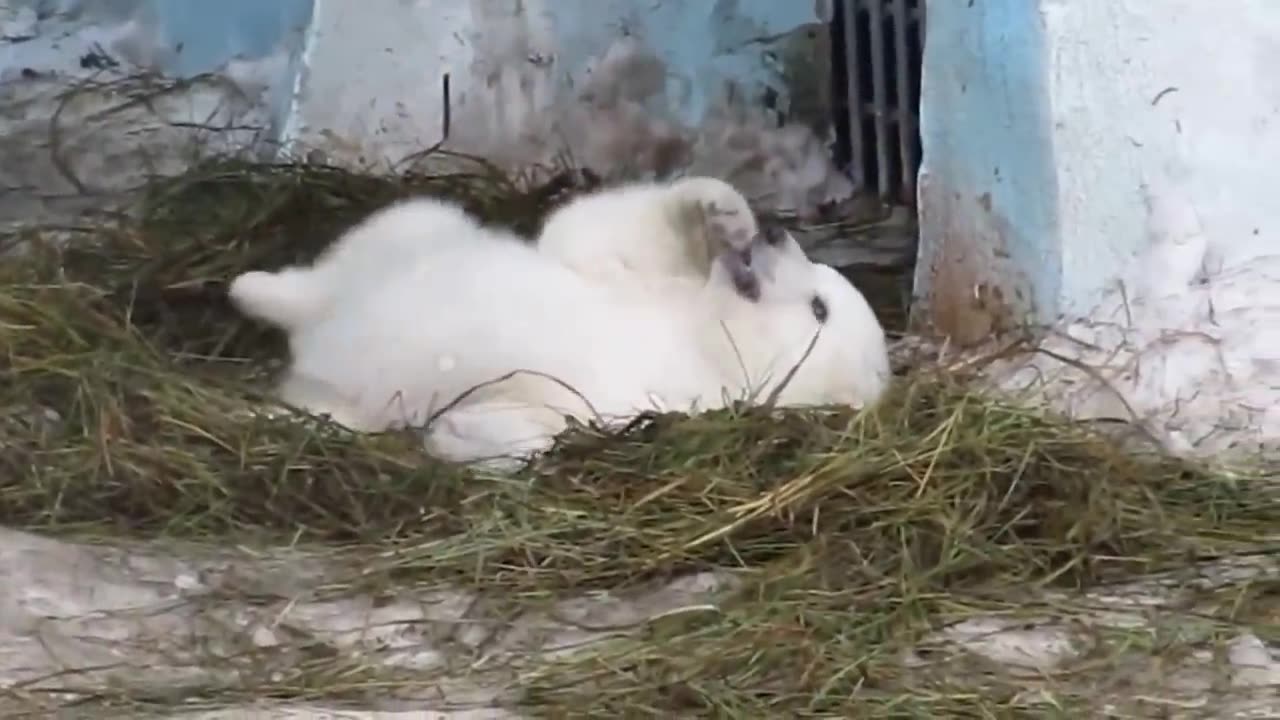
{"left": 0, "top": 526, "right": 1277, "bottom": 718}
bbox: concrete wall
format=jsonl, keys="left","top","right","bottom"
{"left": 917, "top": 0, "right": 1280, "bottom": 460}
{"left": 140, "top": 0, "right": 313, "bottom": 127}
{"left": 912, "top": 0, "right": 1060, "bottom": 345}
{"left": 915, "top": 0, "right": 1280, "bottom": 342}
{"left": 1, "top": 0, "right": 849, "bottom": 223}
{"left": 0, "top": 0, "right": 312, "bottom": 129}
{"left": 0, "top": 0, "right": 313, "bottom": 223}
{"left": 283, "top": 0, "right": 840, "bottom": 191}
{"left": 286, "top": 0, "right": 832, "bottom": 154}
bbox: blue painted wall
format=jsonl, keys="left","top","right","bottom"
{"left": 3, "top": 0, "right": 312, "bottom": 73}
{"left": 1, "top": 0, "right": 313, "bottom": 136}
{"left": 4, "top": 0, "right": 821, "bottom": 150}
{"left": 3, "top": 0, "right": 842, "bottom": 219}
{"left": 0, "top": 0, "right": 847, "bottom": 229}
{"left": 146, "top": 0, "right": 313, "bottom": 135}
{"left": 511, "top": 0, "right": 827, "bottom": 129}
{"left": 914, "top": 0, "right": 1060, "bottom": 338}
{"left": 144, "top": 0, "right": 313, "bottom": 77}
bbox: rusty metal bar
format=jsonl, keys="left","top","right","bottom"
{"left": 855, "top": 102, "right": 910, "bottom": 122}
{"left": 891, "top": 0, "right": 916, "bottom": 206}
{"left": 864, "top": 0, "right": 891, "bottom": 201}
{"left": 914, "top": 1, "right": 927, "bottom": 204}
{"left": 841, "top": 0, "right": 866, "bottom": 189}
{"left": 837, "top": 0, "right": 925, "bottom": 204}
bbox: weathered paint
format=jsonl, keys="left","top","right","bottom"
{"left": 0, "top": 0, "right": 312, "bottom": 131}
{"left": 2, "top": 0, "right": 846, "bottom": 222}
{"left": 142, "top": 0, "right": 313, "bottom": 128}
{"left": 911, "top": 0, "right": 1059, "bottom": 344}
{"left": 0, "top": 0, "right": 313, "bottom": 224}
{"left": 283, "top": 0, "right": 834, "bottom": 167}
{"left": 1041, "top": 0, "right": 1280, "bottom": 316}
{"left": 919, "top": 0, "right": 1280, "bottom": 462}
{"left": 144, "top": 0, "right": 312, "bottom": 77}
{"left": 916, "top": 0, "right": 1280, "bottom": 337}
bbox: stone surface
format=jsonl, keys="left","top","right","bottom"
{"left": 0, "top": 525, "right": 1275, "bottom": 717}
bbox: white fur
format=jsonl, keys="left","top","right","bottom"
{"left": 229, "top": 196, "right": 511, "bottom": 332}
{"left": 229, "top": 197, "right": 891, "bottom": 469}
{"left": 536, "top": 176, "right": 808, "bottom": 294}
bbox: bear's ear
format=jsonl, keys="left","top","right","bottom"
{"left": 716, "top": 247, "right": 761, "bottom": 302}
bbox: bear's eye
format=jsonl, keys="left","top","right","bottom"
{"left": 810, "top": 295, "right": 829, "bottom": 323}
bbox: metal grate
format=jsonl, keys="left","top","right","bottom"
{"left": 831, "top": 0, "right": 926, "bottom": 208}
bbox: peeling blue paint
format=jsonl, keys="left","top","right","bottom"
{"left": 4, "top": 0, "right": 822, "bottom": 146}
{"left": 145, "top": 0, "right": 312, "bottom": 77}
{"left": 3, "top": 0, "right": 841, "bottom": 214}
{"left": 522, "top": 0, "right": 825, "bottom": 128}
{"left": 1, "top": 0, "right": 313, "bottom": 138}
{"left": 916, "top": 0, "right": 1060, "bottom": 324}
{"left": 147, "top": 0, "right": 313, "bottom": 136}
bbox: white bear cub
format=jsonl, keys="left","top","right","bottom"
{"left": 228, "top": 192, "right": 892, "bottom": 469}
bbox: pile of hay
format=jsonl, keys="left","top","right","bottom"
{"left": 1, "top": 155, "right": 1277, "bottom": 718}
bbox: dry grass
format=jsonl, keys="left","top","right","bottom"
{"left": 1, "top": 155, "right": 1278, "bottom": 718}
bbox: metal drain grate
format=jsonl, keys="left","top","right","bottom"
{"left": 831, "top": 0, "right": 926, "bottom": 208}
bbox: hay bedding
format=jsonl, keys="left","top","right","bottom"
{"left": 0, "top": 154, "right": 1278, "bottom": 718}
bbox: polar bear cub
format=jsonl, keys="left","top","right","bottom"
{"left": 228, "top": 190, "right": 892, "bottom": 469}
